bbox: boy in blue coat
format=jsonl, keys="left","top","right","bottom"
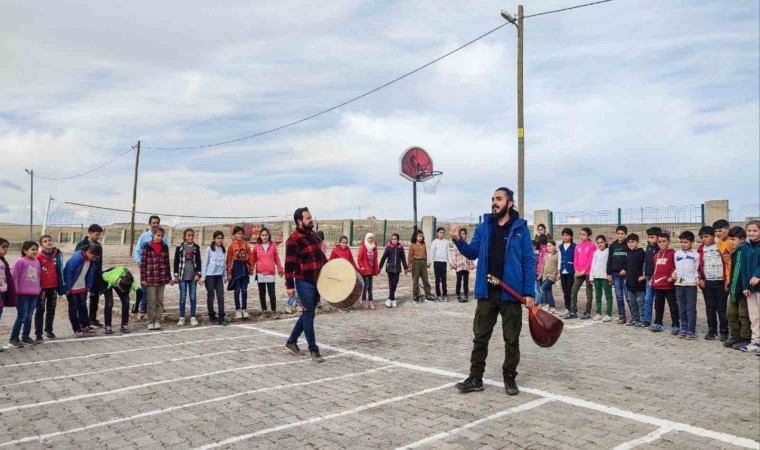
{"left": 63, "top": 244, "right": 102, "bottom": 337}
{"left": 450, "top": 187, "right": 535, "bottom": 396}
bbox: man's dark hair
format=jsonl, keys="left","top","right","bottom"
{"left": 616, "top": 225, "right": 628, "bottom": 234}
{"left": 561, "top": 227, "right": 574, "bottom": 237}
{"left": 678, "top": 231, "right": 695, "bottom": 242}
{"left": 294, "top": 207, "right": 309, "bottom": 225}
{"left": 581, "top": 227, "right": 592, "bottom": 236}
{"left": 698, "top": 226, "right": 715, "bottom": 237}
{"left": 627, "top": 233, "right": 640, "bottom": 242}
{"left": 88, "top": 224, "right": 104, "bottom": 233}
{"left": 646, "top": 227, "right": 662, "bottom": 237}
{"left": 149, "top": 215, "right": 161, "bottom": 225}
{"left": 712, "top": 219, "right": 730, "bottom": 230}
{"left": 728, "top": 226, "right": 746, "bottom": 239}
{"left": 495, "top": 187, "right": 514, "bottom": 200}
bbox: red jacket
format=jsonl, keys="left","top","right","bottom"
{"left": 329, "top": 246, "right": 359, "bottom": 271}
{"left": 357, "top": 244, "right": 379, "bottom": 277}
{"left": 37, "top": 248, "right": 61, "bottom": 290}
{"left": 651, "top": 248, "right": 676, "bottom": 290}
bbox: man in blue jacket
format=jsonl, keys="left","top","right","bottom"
{"left": 450, "top": 187, "right": 535, "bottom": 395}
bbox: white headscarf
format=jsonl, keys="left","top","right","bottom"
{"left": 364, "top": 233, "right": 376, "bottom": 252}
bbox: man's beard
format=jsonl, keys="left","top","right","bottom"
{"left": 302, "top": 223, "right": 314, "bottom": 232}
{"left": 493, "top": 205, "right": 508, "bottom": 220}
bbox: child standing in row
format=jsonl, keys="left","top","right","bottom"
{"left": 607, "top": 225, "right": 630, "bottom": 324}
{"left": 452, "top": 228, "right": 475, "bottom": 303}
{"left": 642, "top": 227, "right": 662, "bottom": 327}
{"left": 63, "top": 244, "right": 102, "bottom": 337}
{"left": 674, "top": 231, "right": 700, "bottom": 339}
{"left": 227, "top": 226, "right": 254, "bottom": 319}
{"left": 75, "top": 224, "right": 104, "bottom": 327}
{"left": 698, "top": 226, "right": 728, "bottom": 341}
{"left": 35, "top": 235, "right": 65, "bottom": 341}
{"left": 0, "top": 238, "right": 16, "bottom": 349}
{"left": 174, "top": 229, "right": 202, "bottom": 326}
{"left": 739, "top": 220, "right": 760, "bottom": 354}
{"left": 9, "top": 241, "right": 41, "bottom": 347}
{"left": 379, "top": 233, "right": 408, "bottom": 308}
{"left": 201, "top": 231, "right": 227, "bottom": 325}
{"left": 567, "top": 227, "right": 594, "bottom": 320}
{"left": 590, "top": 235, "right": 612, "bottom": 321}
{"left": 539, "top": 239, "right": 559, "bottom": 313}
{"left": 650, "top": 233, "right": 679, "bottom": 333}
{"left": 557, "top": 228, "right": 576, "bottom": 313}
{"left": 625, "top": 234, "right": 647, "bottom": 327}
{"left": 409, "top": 231, "right": 435, "bottom": 303}
{"left": 430, "top": 228, "right": 451, "bottom": 301}
{"left": 357, "top": 233, "right": 379, "bottom": 309}
{"left": 140, "top": 226, "right": 173, "bottom": 330}
{"left": 725, "top": 227, "right": 751, "bottom": 349}
{"left": 252, "top": 227, "right": 284, "bottom": 313}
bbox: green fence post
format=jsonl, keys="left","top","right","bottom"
{"left": 432, "top": 217, "right": 437, "bottom": 236}
{"left": 700, "top": 204, "right": 705, "bottom": 227}
{"left": 549, "top": 212, "right": 554, "bottom": 237}
{"left": 349, "top": 220, "right": 354, "bottom": 246}
{"left": 382, "top": 219, "right": 387, "bottom": 245}
{"left": 617, "top": 208, "right": 622, "bottom": 226}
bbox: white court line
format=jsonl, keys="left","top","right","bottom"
{"left": 50, "top": 324, "right": 227, "bottom": 343}
{"left": 565, "top": 320, "right": 601, "bottom": 330}
{"left": 0, "top": 344, "right": 281, "bottom": 388}
{"left": 0, "top": 333, "right": 264, "bottom": 369}
{"left": 612, "top": 427, "right": 674, "bottom": 450}
{"left": 193, "top": 382, "right": 457, "bottom": 450}
{"left": 242, "top": 325, "right": 760, "bottom": 450}
{"left": 395, "top": 398, "right": 554, "bottom": 449}
{"left": 0, "top": 364, "right": 393, "bottom": 448}
{"left": 0, "top": 353, "right": 348, "bottom": 414}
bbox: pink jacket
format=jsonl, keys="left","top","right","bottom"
{"left": 251, "top": 243, "right": 283, "bottom": 276}
{"left": 537, "top": 245, "right": 548, "bottom": 275}
{"left": 574, "top": 240, "right": 596, "bottom": 273}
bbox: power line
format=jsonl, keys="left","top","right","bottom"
{"left": 139, "top": 0, "right": 614, "bottom": 151}
{"left": 34, "top": 147, "right": 135, "bottom": 181}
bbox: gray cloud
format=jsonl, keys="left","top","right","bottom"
{"left": 0, "top": 180, "right": 23, "bottom": 192}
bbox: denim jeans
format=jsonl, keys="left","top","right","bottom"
{"left": 362, "top": 275, "right": 374, "bottom": 301}
{"left": 611, "top": 272, "right": 627, "bottom": 317}
{"left": 35, "top": 287, "right": 57, "bottom": 336}
{"left": 642, "top": 277, "right": 655, "bottom": 324}
{"left": 11, "top": 295, "right": 37, "bottom": 340}
{"left": 287, "top": 280, "right": 319, "bottom": 353}
{"left": 540, "top": 279, "right": 555, "bottom": 307}
{"left": 233, "top": 277, "right": 249, "bottom": 311}
{"left": 676, "top": 285, "right": 698, "bottom": 334}
{"left": 67, "top": 292, "right": 90, "bottom": 332}
{"left": 179, "top": 280, "right": 197, "bottom": 317}
{"left": 626, "top": 289, "right": 645, "bottom": 323}
{"left": 535, "top": 279, "right": 543, "bottom": 304}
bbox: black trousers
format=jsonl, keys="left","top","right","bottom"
{"left": 387, "top": 273, "right": 400, "bottom": 300}
{"left": 702, "top": 280, "right": 728, "bottom": 335}
{"left": 456, "top": 270, "right": 470, "bottom": 297}
{"left": 560, "top": 273, "right": 574, "bottom": 310}
{"left": 88, "top": 272, "right": 104, "bottom": 322}
{"left": 258, "top": 282, "right": 276, "bottom": 311}
{"left": 104, "top": 287, "right": 130, "bottom": 327}
{"left": 67, "top": 292, "right": 90, "bottom": 332}
{"left": 654, "top": 289, "right": 679, "bottom": 327}
{"left": 434, "top": 261, "right": 448, "bottom": 296}
{"left": 205, "top": 275, "right": 225, "bottom": 319}
{"left": 35, "top": 288, "right": 57, "bottom": 336}
{"left": 470, "top": 288, "right": 522, "bottom": 378}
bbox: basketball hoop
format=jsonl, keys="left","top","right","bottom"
{"left": 420, "top": 171, "right": 443, "bottom": 194}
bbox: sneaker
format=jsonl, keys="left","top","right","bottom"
{"left": 704, "top": 333, "right": 716, "bottom": 340}
{"left": 650, "top": 324, "right": 664, "bottom": 332}
{"left": 178, "top": 317, "right": 186, "bottom": 326}
{"left": 719, "top": 333, "right": 729, "bottom": 342}
{"left": 190, "top": 317, "right": 199, "bottom": 327}
{"left": 34, "top": 335, "right": 44, "bottom": 344}
{"left": 217, "top": 318, "right": 228, "bottom": 326}
{"left": 465, "top": 296, "right": 470, "bottom": 302}
{"left": 580, "top": 313, "right": 591, "bottom": 320}
{"left": 75, "top": 331, "right": 86, "bottom": 338}
{"left": 120, "top": 325, "right": 130, "bottom": 334}
{"left": 593, "top": 314, "right": 602, "bottom": 321}
{"left": 8, "top": 339, "right": 24, "bottom": 348}
{"left": 208, "top": 314, "right": 217, "bottom": 323}
{"left": 368, "top": 302, "right": 376, "bottom": 310}
{"left": 549, "top": 307, "right": 557, "bottom": 314}
{"left": 636, "top": 321, "right": 647, "bottom": 328}
{"left": 443, "top": 295, "right": 449, "bottom": 302}
{"left": 90, "top": 319, "right": 103, "bottom": 328}
{"left": 425, "top": 295, "right": 437, "bottom": 302}
{"left": 625, "top": 320, "right": 635, "bottom": 327}
{"left": 457, "top": 294, "right": 462, "bottom": 301}
{"left": 562, "top": 311, "right": 573, "bottom": 319}
{"left": 756, "top": 348, "right": 760, "bottom": 357}
{"left": 391, "top": 300, "right": 397, "bottom": 308}
{"left": 569, "top": 312, "right": 579, "bottom": 319}
{"left": 504, "top": 375, "right": 519, "bottom": 396}
{"left": 104, "top": 326, "right": 113, "bottom": 335}
{"left": 602, "top": 315, "right": 612, "bottom": 322}
{"left": 311, "top": 351, "right": 325, "bottom": 363}
{"left": 285, "top": 305, "right": 293, "bottom": 314}
{"left": 723, "top": 337, "right": 740, "bottom": 347}
{"left": 45, "top": 332, "right": 57, "bottom": 340}
{"left": 339, "top": 308, "right": 351, "bottom": 313}
{"left": 147, "top": 322, "right": 155, "bottom": 331}
{"left": 21, "top": 336, "right": 36, "bottom": 345}
{"left": 458, "top": 297, "right": 467, "bottom": 303}
{"left": 739, "top": 343, "right": 760, "bottom": 352}
{"left": 285, "top": 342, "right": 301, "bottom": 355}
{"left": 684, "top": 333, "right": 695, "bottom": 340}
{"left": 678, "top": 332, "right": 687, "bottom": 339}
{"left": 242, "top": 310, "right": 250, "bottom": 319}
{"left": 455, "top": 376, "right": 484, "bottom": 393}
{"left": 732, "top": 340, "right": 750, "bottom": 350}
{"left": 385, "top": 299, "right": 392, "bottom": 308}
{"left": 235, "top": 310, "right": 243, "bottom": 319}
{"left": 671, "top": 326, "right": 680, "bottom": 335}
{"left": 154, "top": 321, "right": 162, "bottom": 330}
{"left": 617, "top": 316, "right": 626, "bottom": 324}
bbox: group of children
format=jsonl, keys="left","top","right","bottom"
{"left": 532, "top": 219, "right": 760, "bottom": 356}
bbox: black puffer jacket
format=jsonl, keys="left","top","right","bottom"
{"left": 379, "top": 243, "right": 408, "bottom": 274}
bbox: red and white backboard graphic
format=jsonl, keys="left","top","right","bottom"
{"left": 399, "top": 146, "right": 434, "bottom": 182}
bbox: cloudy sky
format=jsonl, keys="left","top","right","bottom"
{"left": 1, "top": 0, "right": 758, "bottom": 225}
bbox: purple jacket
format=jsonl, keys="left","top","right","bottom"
{"left": 12, "top": 257, "right": 42, "bottom": 296}
{"left": 0, "top": 257, "right": 17, "bottom": 307}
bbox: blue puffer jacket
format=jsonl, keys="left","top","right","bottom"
{"left": 454, "top": 212, "right": 536, "bottom": 302}
{"left": 63, "top": 250, "right": 97, "bottom": 295}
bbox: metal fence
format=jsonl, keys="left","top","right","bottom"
{"left": 729, "top": 204, "right": 760, "bottom": 228}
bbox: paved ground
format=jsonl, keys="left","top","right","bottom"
{"left": 1, "top": 256, "right": 759, "bottom": 449}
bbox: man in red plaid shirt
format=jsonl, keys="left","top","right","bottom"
{"left": 285, "top": 207, "right": 328, "bottom": 362}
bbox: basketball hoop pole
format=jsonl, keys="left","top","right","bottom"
{"left": 413, "top": 181, "right": 418, "bottom": 232}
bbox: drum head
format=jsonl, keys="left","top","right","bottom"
{"left": 317, "top": 259, "right": 360, "bottom": 306}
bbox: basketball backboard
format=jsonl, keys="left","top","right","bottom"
{"left": 399, "top": 146, "right": 434, "bottom": 182}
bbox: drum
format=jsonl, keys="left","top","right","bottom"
{"left": 317, "top": 259, "right": 364, "bottom": 309}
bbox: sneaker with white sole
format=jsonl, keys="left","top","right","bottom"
{"left": 147, "top": 322, "right": 155, "bottom": 331}
{"left": 391, "top": 300, "right": 397, "bottom": 308}
{"left": 190, "top": 317, "right": 199, "bottom": 327}
{"left": 602, "top": 315, "right": 612, "bottom": 322}
{"left": 593, "top": 314, "right": 602, "bottom": 321}
{"left": 235, "top": 310, "right": 243, "bottom": 319}
{"left": 285, "top": 305, "right": 293, "bottom": 314}
{"left": 242, "top": 310, "right": 250, "bottom": 319}
{"left": 385, "top": 299, "right": 392, "bottom": 308}
{"left": 154, "top": 321, "right": 162, "bottom": 330}
{"left": 178, "top": 317, "right": 186, "bottom": 326}
{"left": 739, "top": 343, "right": 760, "bottom": 352}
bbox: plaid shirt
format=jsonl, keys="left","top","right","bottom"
{"left": 284, "top": 227, "right": 327, "bottom": 289}
{"left": 140, "top": 242, "right": 172, "bottom": 286}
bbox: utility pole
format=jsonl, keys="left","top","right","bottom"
{"left": 129, "top": 141, "right": 141, "bottom": 254}
{"left": 42, "top": 195, "right": 54, "bottom": 235}
{"left": 501, "top": 5, "right": 525, "bottom": 215}
{"left": 24, "top": 169, "right": 33, "bottom": 240}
